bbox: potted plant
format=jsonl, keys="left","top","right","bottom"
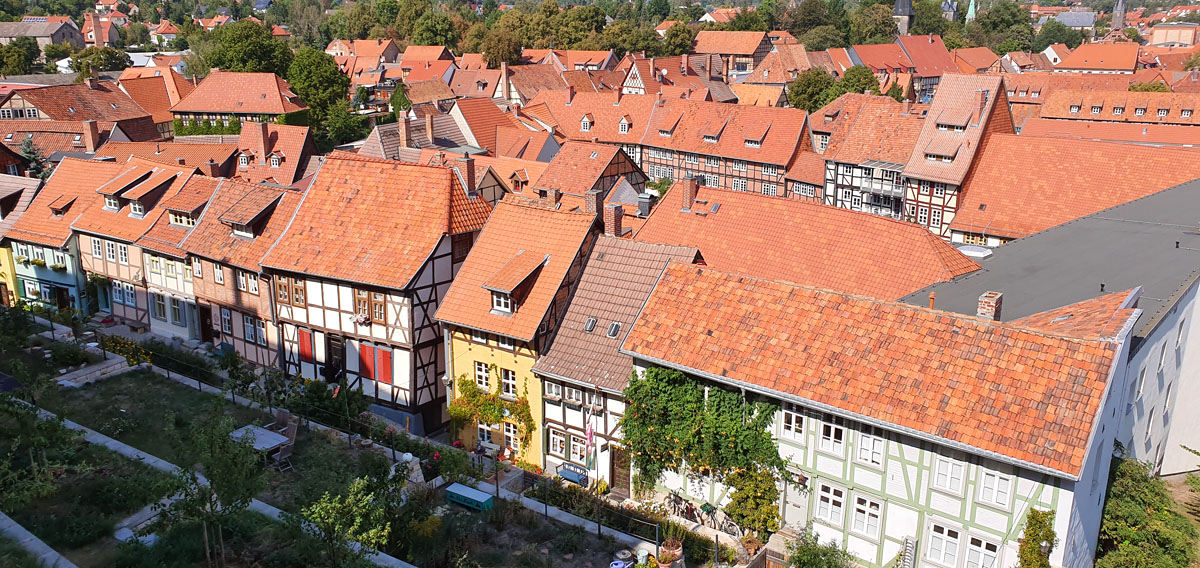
{"left": 353, "top": 313, "right": 371, "bottom": 326}
{"left": 658, "top": 523, "right": 685, "bottom": 567}
{"left": 742, "top": 534, "right": 763, "bottom": 556}
{"left": 15, "top": 255, "right": 28, "bottom": 265}
{"left": 30, "top": 258, "right": 47, "bottom": 268}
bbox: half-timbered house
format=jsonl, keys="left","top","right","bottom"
{"left": 436, "top": 198, "right": 599, "bottom": 463}
{"left": 521, "top": 141, "right": 649, "bottom": 226}
{"left": 261, "top": 153, "right": 491, "bottom": 434}
{"left": 532, "top": 232, "right": 697, "bottom": 494}
{"left": 821, "top": 100, "right": 923, "bottom": 219}
{"left": 181, "top": 178, "right": 303, "bottom": 365}
{"left": 901, "top": 74, "right": 1012, "bottom": 237}
{"left": 622, "top": 263, "right": 1138, "bottom": 568}
{"left": 71, "top": 157, "right": 201, "bottom": 330}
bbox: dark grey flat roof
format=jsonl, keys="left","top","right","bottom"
{"left": 901, "top": 178, "right": 1200, "bottom": 342}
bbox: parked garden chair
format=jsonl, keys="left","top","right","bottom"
{"left": 269, "top": 409, "right": 291, "bottom": 432}
{"left": 283, "top": 421, "right": 298, "bottom": 444}
{"left": 272, "top": 443, "right": 294, "bottom": 472}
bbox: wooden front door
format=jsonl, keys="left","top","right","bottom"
{"left": 198, "top": 305, "right": 214, "bottom": 343}
{"left": 325, "top": 334, "right": 345, "bottom": 383}
{"left": 0, "top": 283, "right": 9, "bottom": 307}
{"left": 54, "top": 286, "right": 70, "bottom": 310}
{"left": 611, "top": 445, "right": 632, "bottom": 499}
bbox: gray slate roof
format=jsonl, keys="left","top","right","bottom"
{"left": 532, "top": 236, "right": 698, "bottom": 392}
{"left": 0, "top": 21, "right": 72, "bottom": 38}
{"left": 900, "top": 178, "right": 1200, "bottom": 342}
{"left": 0, "top": 174, "right": 43, "bottom": 239}
{"left": 358, "top": 116, "right": 474, "bottom": 160}
{"left": 1056, "top": 11, "right": 1097, "bottom": 28}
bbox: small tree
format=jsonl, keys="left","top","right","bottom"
{"left": 1017, "top": 509, "right": 1056, "bottom": 568}
{"left": 163, "top": 410, "right": 266, "bottom": 568}
{"left": 787, "top": 525, "right": 856, "bottom": 568}
{"left": 1129, "top": 81, "right": 1171, "bottom": 92}
{"left": 723, "top": 468, "right": 781, "bottom": 538}
{"left": 18, "top": 138, "right": 50, "bottom": 180}
{"left": 302, "top": 477, "right": 391, "bottom": 568}
{"left": 786, "top": 68, "right": 836, "bottom": 112}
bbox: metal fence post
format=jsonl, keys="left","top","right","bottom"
{"left": 655, "top": 524, "right": 660, "bottom": 559}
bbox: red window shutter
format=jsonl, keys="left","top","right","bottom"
{"left": 377, "top": 349, "right": 392, "bottom": 385}
{"left": 359, "top": 343, "right": 375, "bottom": 380}
{"left": 298, "top": 329, "right": 313, "bottom": 363}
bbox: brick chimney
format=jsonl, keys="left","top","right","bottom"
{"left": 500, "top": 61, "right": 509, "bottom": 102}
{"left": 972, "top": 89, "right": 989, "bottom": 124}
{"left": 544, "top": 187, "right": 561, "bottom": 206}
{"left": 176, "top": 157, "right": 185, "bottom": 165}
{"left": 680, "top": 175, "right": 698, "bottom": 211}
{"left": 977, "top": 291, "right": 1003, "bottom": 321}
{"left": 584, "top": 189, "right": 603, "bottom": 215}
{"left": 455, "top": 153, "right": 476, "bottom": 196}
{"left": 82, "top": 119, "right": 99, "bottom": 152}
{"left": 603, "top": 203, "right": 623, "bottom": 236}
{"left": 565, "top": 85, "right": 575, "bottom": 104}
{"left": 425, "top": 113, "right": 434, "bottom": 143}
{"left": 397, "top": 117, "right": 409, "bottom": 148}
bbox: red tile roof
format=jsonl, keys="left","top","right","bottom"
{"left": 1037, "top": 90, "right": 1200, "bottom": 125}
{"left": 640, "top": 98, "right": 808, "bottom": 167}
{"left": 634, "top": 183, "right": 978, "bottom": 299}
{"left": 453, "top": 97, "right": 522, "bottom": 155}
{"left": 6, "top": 158, "right": 128, "bottom": 247}
{"left": 823, "top": 99, "right": 924, "bottom": 165}
{"left": 10, "top": 80, "right": 151, "bottom": 123}
{"left": 400, "top": 45, "right": 454, "bottom": 63}
{"left": 853, "top": 43, "right": 914, "bottom": 72}
{"left": 896, "top": 34, "right": 958, "bottom": 77}
{"left": 494, "top": 126, "right": 553, "bottom": 160}
{"left": 621, "top": 263, "right": 1136, "bottom": 477}
{"left": 1056, "top": 43, "right": 1140, "bottom": 71}
{"left": 434, "top": 199, "right": 597, "bottom": 341}
{"left": 1019, "top": 117, "right": 1200, "bottom": 147}
{"left": 180, "top": 178, "right": 302, "bottom": 270}
{"left": 95, "top": 141, "right": 239, "bottom": 172}
{"left": 902, "top": 74, "right": 1011, "bottom": 185}
{"left": 405, "top": 148, "right": 549, "bottom": 191}
{"left": 703, "top": 7, "right": 750, "bottom": 23}
{"left": 0, "top": 120, "right": 114, "bottom": 154}
{"left": 72, "top": 157, "right": 198, "bottom": 244}
{"left": 506, "top": 64, "right": 568, "bottom": 101}
{"left": 952, "top": 47, "right": 1000, "bottom": 73}
{"left": 742, "top": 44, "right": 811, "bottom": 84}
{"left": 730, "top": 84, "right": 784, "bottom": 106}
{"left": 692, "top": 30, "right": 768, "bottom": 56}
{"left": 951, "top": 134, "right": 1200, "bottom": 239}
{"left": 449, "top": 68, "right": 502, "bottom": 98}
{"left": 783, "top": 150, "right": 826, "bottom": 187}
{"left": 530, "top": 141, "right": 621, "bottom": 196}
{"left": 233, "top": 123, "right": 314, "bottom": 185}
{"left": 405, "top": 77, "right": 456, "bottom": 105}
{"left": 521, "top": 49, "right": 614, "bottom": 69}
{"left": 402, "top": 59, "right": 456, "bottom": 83}
{"left": 810, "top": 93, "right": 902, "bottom": 133}
{"left": 457, "top": 53, "right": 487, "bottom": 70}
{"left": 261, "top": 152, "right": 491, "bottom": 289}
{"left": 170, "top": 71, "right": 306, "bottom": 115}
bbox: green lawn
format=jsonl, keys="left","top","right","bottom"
{"left": 40, "top": 369, "right": 271, "bottom": 465}
{"left": 0, "top": 536, "right": 40, "bottom": 568}
{"left": 0, "top": 338, "right": 102, "bottom": 380}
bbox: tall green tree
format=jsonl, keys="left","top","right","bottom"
{"left": 646, "top": 0, "right": 670, "bottom": 21}
{"left": 911, "top": 0, "right": 949, "bottom": 35}
{"left": 481, "top": 26, "right": 523, "bottom": 68}
{"left": 18, "top": 139, "right": 51, "bottom": 180}
{"left": 394, "top": 0, "right": 433, "bottom": 39}
{"left": 412, "top": 13, "right": 460, "bottom": 46}
{"left": 839, "top": 65, "right": 881, "bottom": 95}
{"left": 977, "top": 0, "right": 1029, "bottom": 34}
{"left": 345, "top": 1, "right": 378, "bottom": 39}
{"left": 43, "top": 42, "right": 75, "bottom": 62}
{"left": 1095, "top": 459, "right": 1197, "bottom": 568}
{"left": 1032, "top": 19, "right": 1083, "bottom": 52}
{"left": 781, "top": 0, "right": 833, "bottom": 36}
{"left": 1017, "top": 509, "right": 1056, "bottom": 568}
{"left": 660, "top": 22, "right": 696, "bottom": 57}
{"left": 208, "top": 20, "right": 293, "bottom": 75}
{"left": 302, "top": 477, "right": 391, "bottom": 568}
{"left": 7, "top": 36, "right": 40, "bottom": 66}
{"left": 787, "top": 67, "right": 837, "bottom": 111}
{"left": 69, "top": 46, "right": 133, "bottom": 73}
{"left": 798, "top": 24, "right": 847, "bottom": 50}
{"left": 287, "top": 47, "right": 350, "bottom": 125}
{"left": 850, "top": 4, "right": 898, "bottom": 44}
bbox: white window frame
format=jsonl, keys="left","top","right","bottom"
{"left": 818, "top": 416, "right": 845, "bottom": 455}
{"left": 105, "top": 241, "right": 116, "bottom": 261}
{"left": 256, "top": 318, "right": 268, "bottom": 346}
{"left": 705, "top": 156, "right": 719, "bottom": 167}
{"left": 104, "top": 195, "right": 120, "bottom": 210}
{"left": 220, "top": 307, "right": 232, "bottom": 333}
{"left": 269, "top": 155, "right": 281, "bottom": 168}
{"left": 247, "top": 272, "right": 259, "bottom": 294}
{"left": 492, "top": 292, "right": 511, "bottom": 313}
{"left": 731, "top": 178, "right": 748, "bottom": 192}
{"left": 214, "top": 266, "right": 225, "bottom": 284}
{"left": 501, "top": 368, "right": 517, "bottom": 397}
{"left": 192, "top": 258, "right": 202, "bottom": 277}
{"left": 243, "top": 313, "right": 256, "bottom": 342}
{"left": 761, "top": 182, "right": 778, "bottom": 197}
{"left": 549, "top": 429, "right": 566, "bottom": 456}
{"left": 780, "top": 403, "right": 804, "bottom": 442}
{"left": 856, "top": 427, "right": 885, "bottom": 467}
{"left": 569, "top": 434, "right": 587, "bottom": 463}
{"left": 851, "top": 494, "right": 882, "bottom": 540}
{"left": 814, "top": 482, "right": 845, "bottom": 527}
{"left": 927, "top": 523, "right": 961, "bottom": 567}
{"left": 504, "top": 422, "right": 520, "bottom": 451}
{"left": 977, "top": 471, "right": 1013, "bottom": 509}
{"left": 475, "top": 361, "right": 489, "bottom": 389}
{"left": 111, "top": 280, "right": 124, "bottom": 305}
{"left": 762, "top": 164, "right": 779, "bottom": 177}
{"left": 933, "top": 456, "right": 965, "bottom": 494}
{"left": 91, "top": 238, "right": 103, "bottom": 258}
{"left": 965, "top": 536, "right": 999, "bottom": 568}
{"left": 498, "top": 335, "right": 514, "bottom": 350}
{"left": 129, "top": 201, "right": 145, "bottom": 216}
{"left": 1159, "top": 342, "right": 1168, "bottom": 372}
{"left": 53, "top": 250, "right": 65, "bottom": 266}
{"left": 471, "top": 330, "right": 487, "bottom": 343}
{"left": 731, "top": 160, "right": 747, "bottom": 172}
{"left": 117, "top": 244, "right": 128, "bottom": 265}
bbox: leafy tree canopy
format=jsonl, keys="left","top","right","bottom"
{"left": 851, "top": 4, "right": 898, "bottom": 44}
{"left": 787, "top": 67, "right": 837, "bottom": 111}
{"left": 660, "top": 22, "right": 697, "bottom": 57}
{"left": 288, "top": 47, "right": 350, "bottom": 125}
{"left": 69, "top": 46, "right": 133, "bottom": 74}
{"left": 208, "top": 20, "right": 293, "bottom": 75}
{"left": 1095, "top": 458, "right": 1196, "bottom": 568}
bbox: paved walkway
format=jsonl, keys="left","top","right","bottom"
{"left": 0, "top": 512, "right": 77, "bottom": 568}
{"left": 32, "top": 406, "right": 416, "bottom": 568}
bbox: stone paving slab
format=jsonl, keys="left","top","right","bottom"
{"left": 0, "top": 511, "right": 78, "bottom": 568}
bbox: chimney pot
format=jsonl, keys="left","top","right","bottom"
{"left": 425, "top": 113, "right": 435, "bottom": 143}
{"left": 396, "top": 117, "right": 410, "bottom": 150}
{"left": 977, "top": 291, "right": 1003, "bottom": 321}
{"left": 455, "top": 153, "right": 477, "bottom": 196}
{"left": 176, "top": 157, "right": 185, "bottom": 165}
{"left": 82, "top": 119, "right": 100, "bottom": 152}
{"left": 603, "top": 203, "right": 623, "bottom": 236}
{"left": 928, "top": 291, "right": 936, "bottom": 309}
{"left": 681, "top": 175, "right": 698, "bottom": 211}
{"left": 637, "top": 192, "right": 652, "bottom": 217}
{"left": 566, "top": 85, "right": 575, "bottom": 103}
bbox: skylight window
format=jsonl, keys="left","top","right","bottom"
{"left": 606, "top": 321, "right": 621, "bottom": 338}
{"left": 67, "top": 107, "right": 76, "bottom": 113}
{"left": 584, "top": 317, "right": 596, "bottom": 332}
{"left": 589, "top": 152, "right": 598, "bottom": 159}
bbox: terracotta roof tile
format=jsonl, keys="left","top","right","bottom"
{"left": 0, "top": 175, "right": 42, "bottom": 240}
{"left": 180, "top": 178, "right": 301, "bottom": 270}
{"left": 10, "top": 80, "right": 151, "bottom": 123}
{"left": 71, "top": 157, "right": 198, "bottom": 245}
{"left": 400, "top": 45, "right": 454, "bottom": 63}
{"left": 952, "top": 47, "right": 999, "bottom": 72}
{"left": 742, "top": 44, "right": 812, "bottom": 84}
{"left": 902, "top": 74, "right": 1011, "bottom": 185}
{"left": 405, "top": 78, "right": 456, "bottom": 105}
{"left": 495, "top": 126, "right": 553, "bottom": 160}
{"left": 95, "top": 141, "right": 238, "bottom": 171}
{"left": 783, "top": 150, "right": 826, "bottom": 186}
{"left": 533, "top": 236, "right": 698, "bottom": 391}
{"left": 730, "top": 84, "right": 784, "bottom": 106}
{"left": 457, "top": 53, "right": 487, "bottom": 70}
{"left": 0, "top": 120, "right": 115, "bottom": 155}
{"left": 135, "top": 174, "right": 218, "bottom": 258}
{"left": 824, "top": 99, "right": 924, "bottom": 165}
{"left": 170, "top": 71, "right": 306, "bottom": 115}
{"left": 453, "top": 97, "right": 521, "bottom": 154}
{"left": 1019, "top": 117, "right": 1200, "bottom": 147}
{"left": 507, "top": 64, "right": 568, "bottom": 101}
{"left": 449, "top": 68, "right": 502, "bottom": 98}
{"left": 621, "top": 263, "right": 1137, "bottom": 477}
{"left": 634, "top": 183, "right": 978, "bottom": 299}
{"left": 853, "top": 43, "right": 914, "bottom": 72}
{"left": 402, "top": 148, "right": 549, "bottom": 190}
{"left": 483, "top": 250, "right": 549, "bottom": 293}
{"left": 1037, "top": 90, "right": 1200, "bottom": 125}
{"left": 531, "top": 141, "right": 620, "bottom": 196}
{"left": 896, "top": 34, "right": 958, "bottom": 77}
{"left": 951, "top": 134, "right": 1200, "bottom": 239}
{"left": 641, "top": 98, "right": 807, "bottom": 167}
{"left": 692, "top": 30, "right": 768, "bottom": 56}
{"left": 233, "top": 123, "right": 314, "bottom": 185}
{"left": 261, "top": 152, "right": 491, "bottom": 289}
{"left": 1056, "top": 43, "right": 1140, "bottom": 71}
{"left": 435, "top": 200, "right": 596, "bottom": 341}
{"left": 218, "top": 188, "right": 281, "bottom": 225}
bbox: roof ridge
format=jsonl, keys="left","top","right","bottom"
{"left": 680, "top": 263, "right": 1125, "bottom": 344}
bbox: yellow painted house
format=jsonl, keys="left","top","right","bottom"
{"left": 435, "top": 199, "right": 597, "bottom": 465}
{"left": 0, "top": 176, "right": 43, "bottom": 307}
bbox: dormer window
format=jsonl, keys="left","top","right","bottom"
{"left": 925, "top": 153, "right": 953, "bottom": 163}
{"left": 619, "top": 120, "right": 629, "bottom": 134}
{"left": 1183, "top": 109, "right": 1193, "bottom": 118}
{"left": 1113, "top": 106, "right": 1124, "bottom": 115}
{"left": 744, "top": 139, "right": 761, "bottom": 148}
{"left": 580, "top": 118, "right": 591, "bottom": 132}
{"left": 703, "top": 134, "right": 718, "bottom": 143}
{"left": 492, "top": 291, "right": 511, "bottom": 313}
{"left": 1158, "top": 108, "right": 1168, "bottom": 117}
{"left": 73, "top": 134, "right": 82, "bottom": 143}
{"left": 1069, "top": 105, "right": 1080, "bottom": 114}
{"left": 1135, "top": 107, "right": 1146, "bottom": 116}
{"left": 238, "top": 154, "right": 250, "bottom": 167}
{"left": 3, "top": 134, "right": 10, "bottom": 141}
{"left": 169, "top": 212, "right": 195, "bottom": 227}
{"left": 232, "top": 223, "right": 253, "bottom": 238}
{"left": 658, "top": 129, "right": 671, "bottom": 137}
{"left": 1091, "top": 106, "right": 1101, "bottom": 114}
{"left": 104, "top": 195, "right": 120, "bottom": 210}
{"left": 269, "top": 156, "right": 280, "bottom": 168}
{"left": 129, "top": 201, "right": 145, "bottom": 216}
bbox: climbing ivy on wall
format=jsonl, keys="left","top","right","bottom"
{"left": 448, "top": 364, "right": 536, "bottom": 458}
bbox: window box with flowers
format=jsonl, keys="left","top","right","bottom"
{"left": 30, "top": 258, "right": 47, "bottom": 268}
{"left": 353, "top": 313, "right": 372, "bottom": 326}
{"left": 15, "top": 256, "right": 28, "bottom": 265}
{"left": 50, "top": 263, "right": 67, "bottom": 272}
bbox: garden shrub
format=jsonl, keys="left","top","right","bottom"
{"left": 140, "top": 339, "right": 217, "bottom": 383}
{"left": 26, "top": 514, "right": 113, "bottom": 548}
{"left": 49, "top": 341, "right": 89, "bottom": 367}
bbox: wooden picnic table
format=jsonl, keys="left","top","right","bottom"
{"left": 230, "top": 424, "right": 289, "bottom": 452}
